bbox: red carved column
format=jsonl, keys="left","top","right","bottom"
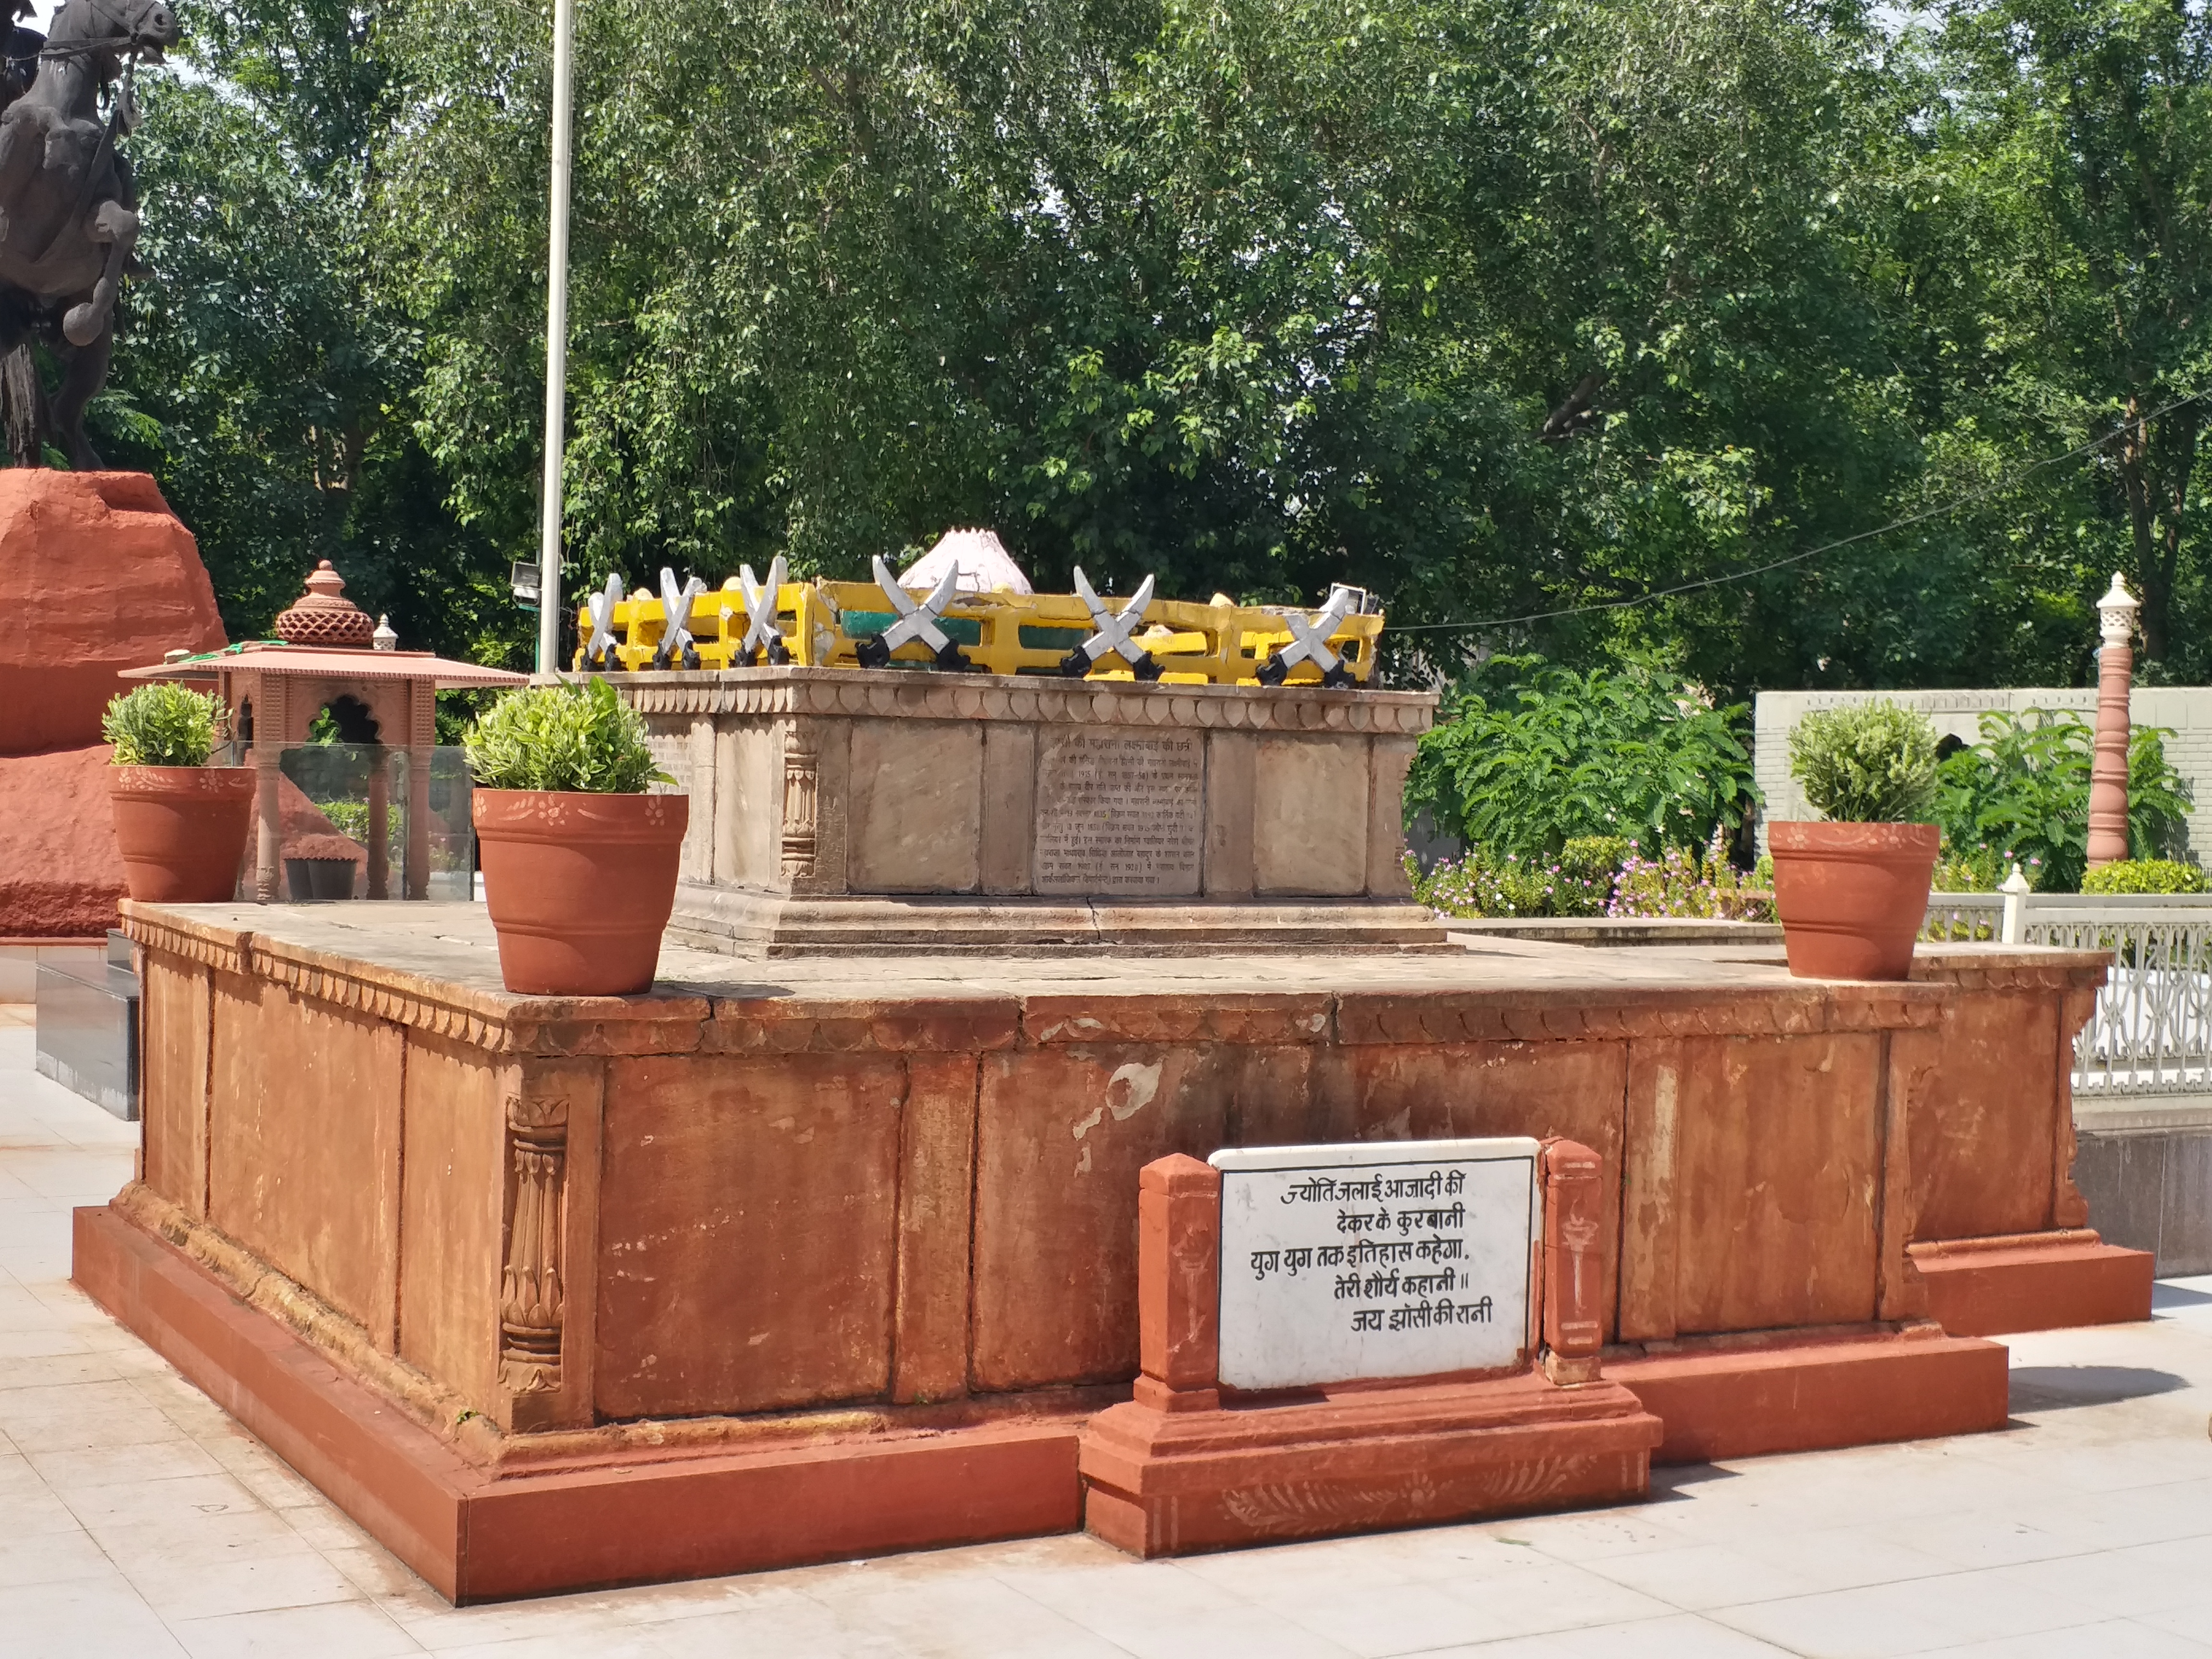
{"left": 2087, "top": 573, "right": 2139, "bottom": 871}
{"left": 1541, "top": 1138, "right": 1606, "bottom": 1386}
{"left": 1134, "top": 1154, "right": 1220, "bottom": 1412}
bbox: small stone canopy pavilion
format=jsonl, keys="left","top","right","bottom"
{"left": 123, "top": 562, "right": 525, "bottom": 902}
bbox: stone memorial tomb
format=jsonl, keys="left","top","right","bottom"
{"left": 1080, "top": 1139, "right": 1661, "bottom": 1555}
{"left": 616, "top": 667, "right": 1445, "bottom": 952}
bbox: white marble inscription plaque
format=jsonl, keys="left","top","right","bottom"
{"left": 1033, "top": 729, "right": 1203, "bottom": 896}
{"left": 1210, "top": 1139, "right": 1540, "bottom": 1391}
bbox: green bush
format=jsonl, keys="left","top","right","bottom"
{"left": 101, "top": 684, "right": 224, "bottom": 768}
{"left": 1609, "top": 830, "right": 1774, "bottom": 921}
{"left": 463, "top": 679, "right": 669, "bottom": 793}
{"left": 1404, "top": 655, "right": 1758, "bottom": 859}
{"left": 2080, "top": 859, "right": 2210, "bottom": 896}
{"left": 1933, "top": 709, "right": 2191, "bottom": 891}
{"left": 1789, "top": 701, "right": 1940, "bottom": 823}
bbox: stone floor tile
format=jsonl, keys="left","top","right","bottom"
{"left": 1423, "top": 1557, "right": 1681, "bottom": 1638}
{"left": 1478, "top": 1503, "right": 1699, "bottom": 1561}
{"left": 0, "top": 1523, "right": 124, "bottom": 1589}
{"left": 2012, "top": 1478, "right": 2212, "bottom": 1551}
{"left": 811, "top": 1572, "right": 1143, "bottom": 1659}
{"left": 0, "top": 1573, "right": 193, "bottom": 1659}
{"left": 1918, "top": 1620, "right": 2212, "bottom": 1657}
{"left": 2130, "top": 1600, "right": 2212, "bottom": 1649}
{"left": 114, "top": 1539, "right": 364, "bottom": 1624}
{"left": 1966, "top": 1546, "right": 2212, "bottom": 1620}
{"left": 28, "top": 1433, "right": 229, "bottom": 1489}
{"left": 0, "top": 1325, "right": 99, "bottom": 1359}
{"left": 1411, "top": 1611, "right": 1801, "bottom": 1657}
{"left": 0, "top": 1349, "right": 131, "bottom": 1390}
{"left": 1708, "top": 1570, "right": 2107, "bottom": 1659}
{"left": 1071, "top": 1602, "right": 1362, "bottom": 1659}
{"left": 167, "top": 1599, "right": 430, "bottom": 1659}
{"left": 8, "top": 1401, "right": 198, "bottom": 1455}
{"left": 61, "top": 1467, "right": 276, "bottom": 1529}
{"left": 1719, "top": 1523, "right": 1962, "bottom": 1596}
{"left": 409, "top": 1633, "right": 684, "bottom": 1659}
{"left": 1571, "top": 1539, "right": 1830, "bottom": 1611}
{"left": 1265, "top": 1578, "right": 1528, "bottom": 1657}
{"left": 1870, "top": 1510, "right": 2087, "bottom": 1572}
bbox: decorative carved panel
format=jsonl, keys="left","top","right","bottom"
{"left": 499, "top": 1094, "right": 567, "bottom": 1395}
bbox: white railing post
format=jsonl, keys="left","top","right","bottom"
{"left": 2000, "top": 864, "right": 2031, "bottom": 945}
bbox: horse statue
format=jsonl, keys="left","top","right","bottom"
{"left": 0, "top": 0, "right": 176, "bottom": 468}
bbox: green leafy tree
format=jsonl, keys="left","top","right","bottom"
{"left": 1933, "top": 708, "right": 2193, "bottom": 889}
{"left": 1404, "top": 654, "right": 1759, "bottom": 857}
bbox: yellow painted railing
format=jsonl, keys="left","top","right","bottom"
{"left": 574, "top": 577, "right": 1383, "bottom": 685}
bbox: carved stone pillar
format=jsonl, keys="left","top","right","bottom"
{"left": 499, "top": 1094, "right": 567, "bottom": 1401}
{"left": 1541, "top": 1138, "right": 1606, "bottom": 1386}
{"left": 780, "top": 723, "right": 820, "bottom": 882}
{"left": 2087, "top": 572, "right": 2138, "bottom": 871}
{"left": 250, "top": 674, "right": 286, "bottom": 903}
{"left": 405, "top": 683, "right": 433, "bottom": 899}
{"left": 365, "top": 749, "right": 390, "bottom": 900}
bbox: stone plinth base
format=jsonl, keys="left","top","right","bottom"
{"left": 73, "top": 1205, "right": 1085, "bottom": 1604}
{"left": 1909, "top": 1231, "right": 2155, "bottom": 1337}
{"left": 1080, "top": 1374, "right": 1662, "bottom": 1557}
{"left": 1608, "top": 1326, "right": 2010, "bottom": 1465}
{"left": 668, "top": 885, "right": 1449, "bottom": 955}
{"left": 621, "top": 668, "right": 1438, "bottom": 956}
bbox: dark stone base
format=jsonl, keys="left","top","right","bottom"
{"left": 33, "top": 929, "right": 137, "bottom": 1119}
{"left": 2075, "top": 1098, "right": 2212, "bottom": 1277}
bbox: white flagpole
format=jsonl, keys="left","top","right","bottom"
{"left": 534, "top": 0, "right": 577, "bottom": 675}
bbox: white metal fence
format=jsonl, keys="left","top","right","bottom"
{"left": 1924, "top": 893, "right": 2212, "bottom": 1096}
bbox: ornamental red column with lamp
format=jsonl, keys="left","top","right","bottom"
{"left": 2086, "top": 572, "right": 2139, "bottom": 871}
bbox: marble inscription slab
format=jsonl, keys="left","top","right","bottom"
{"left": 1033, "top": 729, "right": 1202, "bottom": 896}
{"left": 1210, "top": 1138, "right": 1540, "bottom": 1391}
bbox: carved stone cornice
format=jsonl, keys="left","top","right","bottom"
{"left": 613, "top": 666, "right": 1437, "bottom": 735}
{"left": 252, "top": 948, "right": 513, "bottom": 1047}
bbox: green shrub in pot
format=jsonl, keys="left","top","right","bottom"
{"left": 101, "top": 684, "right": 252, "bottom": 904}
{"left": 1771, "top": 700, "right": 1943, "bottom": 981}
{"left": 464, "top": 678, "right": 686, "bottom": 996}
{"left": 1787, "top": 701, "right": 1939, "bottom": 823}
{"left": 463, "top": 678, "right": 668, "bottom": 794}
{"left": 102, "top": 682, "right": 225, "bottom": 768}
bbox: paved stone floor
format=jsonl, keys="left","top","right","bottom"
{"left": 4, "top": 1008, "right": 2211, "bottom": 1659}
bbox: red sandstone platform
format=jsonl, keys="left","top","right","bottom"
{"left": 76, "top": 903, "right": 2151, "bottom": 1599}
{"left": 75, "top": 1206, "right": 1086, "bottom": 1602}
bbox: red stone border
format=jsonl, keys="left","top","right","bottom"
{"left": 73, "top": 1205, "right": 1083, "bottom": 1603}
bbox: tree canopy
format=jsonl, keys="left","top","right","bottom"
{"left": 58, "top": 0, "right": 2212, "bottom": 692}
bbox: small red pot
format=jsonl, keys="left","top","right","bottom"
{"left": 1768, "top": 821, "right": 1941, "bottom": 981}
{"left": 108, "top": 766, "right": 255, "bottom": 903}
{"left": 473, "top": 790, "right": 688, "bottom": 996}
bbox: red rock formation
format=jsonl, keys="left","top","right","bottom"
{"left": 0, "top": 744, "right": 127, "bottom": 936}
{"left": 0, "top": 471, "right": 227, "bottom": 757}
{"left": 0, "top": 743, "right": 363, "bottom": 936}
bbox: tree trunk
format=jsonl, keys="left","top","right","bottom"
{"left": 0, "top": 343, "right": 43, "bottom": 469}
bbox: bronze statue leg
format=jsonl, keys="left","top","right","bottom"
{"left": 64, "top": 199, "right": 135, "bottom": 348}
{"left": 49, "top": 319, "right": 107, "bottom": 469}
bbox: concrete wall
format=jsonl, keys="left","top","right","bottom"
{"left": 1754, "top": 687, "right": 2212, "bottom": 859}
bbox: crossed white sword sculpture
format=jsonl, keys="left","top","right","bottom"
{"left": 1256, "top": 585, "right": 1359, "bottom": 687}
{"left": 721, "top": 555, "right": 791, "bottom": 666}
{"left": 854, "top": 556, "right": 974, "bottom": 670}
{"left": 1060, "top": 566, "right": 1161, "bottom": 679}
{"left": 583, "top": 573, "right": 626, "bottom": 670}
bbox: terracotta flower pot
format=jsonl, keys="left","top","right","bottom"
{"left": 108, "top": 766, "right": 255, "bottom": 903}
{"left": 473, "top": 790, "right": 688, "bottom": 996}
{"left": 1768, "top": 820, "right": 1941, "bottom": 981}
